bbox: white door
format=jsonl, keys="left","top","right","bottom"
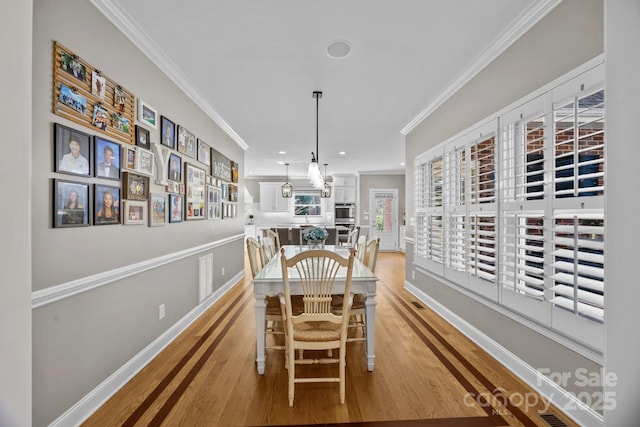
{"left": 369, "top": 189, "right": 398, "bottom": 251}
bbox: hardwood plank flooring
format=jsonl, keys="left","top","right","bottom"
{"left": 82, "top": 251, "right": 578, "bottom": 427}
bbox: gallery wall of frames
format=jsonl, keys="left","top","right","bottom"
{"left": 51, "top": 41, "right": 239, "bottom": 229}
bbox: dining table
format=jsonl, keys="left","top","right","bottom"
{"left": 252, "top": 244, "right": 378, "bottom": 375}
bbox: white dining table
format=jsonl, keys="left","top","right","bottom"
{"left": 252, "top": 244, "right": 378, "bottom": 375}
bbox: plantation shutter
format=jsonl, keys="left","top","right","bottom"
{"left": 444, "top": 146, "right": 466, "bottom": 273}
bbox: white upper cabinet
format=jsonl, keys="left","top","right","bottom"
{"left": 260, "top": 182, "right": 290, "bottom": 212}
{"left": 333, "top": 175, "right": 357, "bottom": 203}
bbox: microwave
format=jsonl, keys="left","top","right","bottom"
{"left": 335, "top": 204, "right": 355, "bottom": 220}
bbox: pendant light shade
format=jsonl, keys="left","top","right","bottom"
{"left": 281, "top": 163, "right": 293, "bottom": 198}
{"left": 321, "top": 163, "right": 331, "bottom": 198}
{"left": 308, "top": 91, "right": 325, "bottom": 190}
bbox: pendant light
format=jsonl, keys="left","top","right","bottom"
{"left": 308, "top": 91, "right": 325, "bottom": 189}
{"left": 321, "top": 163, "right": 331, "bottom": 198}
{"left": 281, "top": 163, "right": 293, "bottom": 198}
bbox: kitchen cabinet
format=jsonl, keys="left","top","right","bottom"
{"left": 260, "top": 182, "right": 290, "bottom": 212}
{"left": 333, "top": 175, "right": 357, "bottom": 203}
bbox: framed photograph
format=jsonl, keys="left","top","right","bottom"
{"left": 135, "top": 125, "right": 150, "bottom": 148}
{"left": 59, "top": 84, "right": 86, "bottom": 115}
{"left": 211, "top": 148, "right": 232, "bottom": 181}
{"left": 124, "top": 146, "right": 137, "bottom": 171}
{"left": 60, "top": 51, "right": 86, "bottom": 81}
{"left": 207, "top": 184, "right": 222, "bottom": 220}
{"left": 168, "top": 153, "right": 182, "bottom": 182}
{"left": 185, "top": 163, "right": 206, "bottom": 220}
{"left": 137, "top": 99, "right": 157, "bottom": 130}
{"left": 53, "top": 179, "right": 90, "bottom": 227}
{"left": 111, "top": 112, "right": 130, "bottom": 134}
{"left": 122, "top": 200, "right": 147, "bottom": 225}
{"left": 197, "top": 139, "right": 211, "bottom": 166}
{"left": 169, "top": 193, "right": 184, "bottom": 223}
{"left": 123, "top": 171, "right": 150, "bottom": 201}
{"left": 91, "top": 71, "right": 106, "bottom": 100}
{"left": 136, "top": 147, "right": 154, "bottom": 176}
{"left": 94, "top": 136, "right": 121, "bottom": 180}
{"left": 54, "top": 123, "right": 91, "bottom": 176}
{"left": 221, "top": 182, "right": 228, "bottom": 201}
{"left": 92, "top": 104, "right": 109, "bottom": 131}
{"left": 231, "top": 161, "right": 239, "bottom": 183}
{"left": 94, "top": 184, "right": 120, "bottom": 225}
{"left": 149, "top": 193, "right": 167, "bottom": 226}
{"left": 160, "top": 115, "right": 175, "bottom": 149}
{"left": 228, "top": 184, "right": 238, "bottom": 202}
{"left": 177, "top": 125, "right": 196, "bottom": 158}
{"left": 113, "top": 86, "right": 127, "bottom": 112}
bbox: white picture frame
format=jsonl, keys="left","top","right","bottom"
{"left": 137, "top": 99, "right": 157, "bottom": 130}
{"left": 136, "top": 147, "right": 154, "bottom": 176}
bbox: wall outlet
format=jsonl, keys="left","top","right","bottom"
{"left": 221, "top": 267, "right": 225, "bottom": 276}
{"left": 158, "top": 304, "right": 165, "bottom": 320}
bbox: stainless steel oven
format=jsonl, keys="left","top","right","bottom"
{"left": 335, "top": 203, "right": 355, "bottom": 224}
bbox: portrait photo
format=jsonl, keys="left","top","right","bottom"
{"left": 135, "top": 125, "right": 150, "bottom": 149}
{"left": 160, "top": 115, "right": 175, "bottom": 149}
{"left": 149, "top": 193, "right": 167, "bottom": 226}
{"left": 91, "top": 71, "right": 106, "bottom": 100}
{"left": 54, "top": 123, "right": 91, "bottom": 177}
{"left": 124, "top": 146, "right": 136, "bottom": 171}
{"left": 94, "top": 184, "right": 120, "bottom": 225}
{"left": 94, "top": 137, "right": 121, "bottom": 180}
{"left": 168, "top": 153, "right": 182, "bottom": 182}
{"left": 53, "top": 179, "right": 90, "bottom": 228}
{"left": 169, "top": 193, "right": 183, "bottom": 223}
{"left": 177, "top": 125, "right": 196, "bottom": 158}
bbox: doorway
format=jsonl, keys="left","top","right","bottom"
{"left": 369, "top": 189, "right": 398, "bottom": 251}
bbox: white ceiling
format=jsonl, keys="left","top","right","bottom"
{"left": 92, "top": 0, "right": 553, "bottom": 180}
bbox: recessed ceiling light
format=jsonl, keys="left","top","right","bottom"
{"left": 339, "top": 151, "right": 346, "bottom": 155}
{"left": 278, "top": 151, "right": 286, "bottom": 154}
{"left": 327, "top": 40, "right": 351, "bottom": 59}
{"left": 400, "top": 162, "right": 405, "bottom": 166}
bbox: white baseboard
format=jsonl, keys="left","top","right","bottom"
{"left": 405, "top": 281, "right": 603, "bottom": 427}
{"left": 49, "top": 271, "right": 244, "bottom": 427}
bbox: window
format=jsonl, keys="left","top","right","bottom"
{"left": 413, "top": 60, "right": 604, "bottom": 351}
{"left": 293, "top": 192, "right": 322, "bottom": 216}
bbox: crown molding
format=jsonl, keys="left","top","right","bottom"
{"left": 401, "top": 0, "right": 563, "bottom": 135}
{"left": 88, "top": 0, "right": 248, "bottom": 151}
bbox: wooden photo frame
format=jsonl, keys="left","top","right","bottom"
{"left": 177, "top": 125, "right": 196, "bottom": 158}
{"left": 94, "top": 183, "right": 120, "bottom": 225}
{"left": 53, "top": 179, "right": 90, "bottom": 228}
{"left": 123, "top": 146, "right": 137, "bottom": 171}
{"left": 160, "top": 115, "right": 175, "bottom": 149}
{"left": 94, "top": 136, "right": 121, "bottom": 180}
{"left": 135, "top": 125, "right": 150, "bottom": 149}
{"left": 185, "top": 163, "right": 206, "bottom": 220}
{"left": 137, "top": 99, "right": 157, "bottom": 129}
{"left": 123, "top": 171, "right": 150, "bottom": 201}
{"left": 197, "top": 139, "right": 211, "bottom": 167}
{"left": 168, "top": 153, "right": 182, "bottom": 182}
{"left": 231, "top": 161, "right": 239, "bottom": 183}
{"left": 149, "top": 193, "right": 167, "bottom": 226}
{"left": 54, "top": 123, "right": 91, "bottom": 177}
{"left": 136, "top": 147, "right": 154, "bottom": 176}
{"left": 122, "top": 200, "right": 147, "bottom": 225}
{"left": 169, "top": 193, "right": 184, "bottom": 223}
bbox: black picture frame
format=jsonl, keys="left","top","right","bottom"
{"left": 54, "top": 123, "right": 91, "bottom": 177}
{"left": 53, "top": 179, "right": 91, "bottom": 228}
{"left": 168, "top": 153, "right": 182, "bottom": 182}
{"left": 94, "top": 183, "right": 121, "bottom": 225}
{"left": 94, "top": 136, "right": 121, "bottom": 180}
{"left": 135, "top": 125, "right": 151, "bottom": 149}
{"left": 160, "top": 115, "right": 176, "bottom": 149}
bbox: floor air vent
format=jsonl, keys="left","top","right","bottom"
{"left": 539, "top": 413, "right": 568, "bottom": 427}
{"left": 411, "top": 301, "right": 424, "bottom": 309}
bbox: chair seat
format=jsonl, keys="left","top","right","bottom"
{"left": 294, "top": 321, "right": 341, "bottom": 342}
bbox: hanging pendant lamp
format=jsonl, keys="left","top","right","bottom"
{"left": 321, "top": 163, "right": 331, "bottom": 198}
{"left": 281, "top": 163, "right": 293, "bottom": 198}
{"left": 308, "top": 91, "right": 325, "bottom": 190}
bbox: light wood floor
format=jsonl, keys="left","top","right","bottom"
{"left": 83, "top": 251, "right": 578, "bottom": 427}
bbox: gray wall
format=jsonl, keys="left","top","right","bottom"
{"left": 604, "top": 0, "right": 640, "bottom": 423}
{"left": 358, "top": 174, "right": 405, "bottom": 226}
{"left": 0, "top": 0, "right": 33, "bottom": 426}
{"left": 32, "top": 0, "right": 245, "bottom": 425}
{"left": 404, "top": 0, "right": 604, "bottom": 412}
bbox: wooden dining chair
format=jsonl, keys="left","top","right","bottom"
{"left": 278, "top": 248, "right": 355, "bottom": 407}
{"left": 355, "top": 235, "right": 367, "bottom": 262}
{"left": 325, "top": 227, "right": 339, "bottom": 245}
{"left": 260, "top": 235, "right": 277, "bottom": 265}
{"left": 247, "top": 237, "right": 284, "bottom": 351}
{"left": 264, "top": 228, "right": 281, "bottom": 251}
